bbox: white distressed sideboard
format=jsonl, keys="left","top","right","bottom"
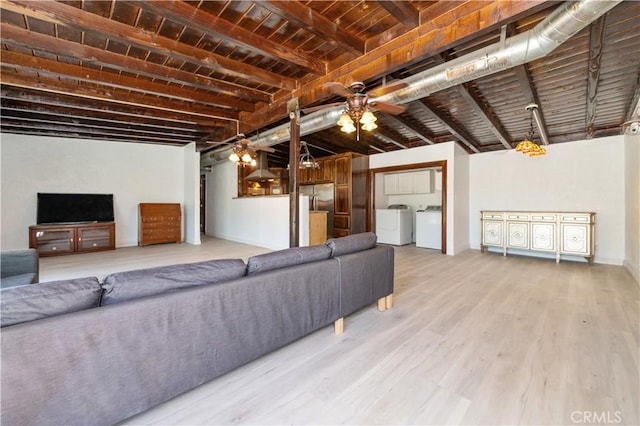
{"left": 480, "top": 211, "right": 595, "bottom": 264}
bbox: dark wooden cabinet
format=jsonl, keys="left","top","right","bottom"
{"left": 138, "top": 203, "right": 182, "bottom": 246}
{"left": 332, "top": 152, "right": 368, "bottom": 237}
{"left": 321, "top": 158, "right": 334, "bottom": 182}
{"left": 29, "top": 222, "right": 115, "bottom": 256}
{"left": 334, "top": 155, "right": 350, "bottom": 185}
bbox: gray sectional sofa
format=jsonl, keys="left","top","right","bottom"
{"left": 0, "top": 233, "right": 394, "bottom": 426}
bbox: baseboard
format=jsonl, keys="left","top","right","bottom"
{"left": 623, "top": 259, "right": 640, "bottom": 285}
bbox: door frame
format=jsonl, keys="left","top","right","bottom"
{"left": 367, "top": 160, "right": 447, "bottom": 254}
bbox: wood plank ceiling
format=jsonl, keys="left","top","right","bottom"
{"left": 1, "top": 1, "right": 639, "bottom": 168}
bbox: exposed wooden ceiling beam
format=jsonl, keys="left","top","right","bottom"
{"left": 0, "top": 73, "right": 239, "bottom": 121}
{"left": 505, "top": 21, "right": 551, "bottom": 145}
{"left": 1, "top": 51, "right": 255, "bottom": 112}
{"left": 373, "top": 128, "right": 409, "bottom": 149}
{"left": 513, "top": 64, "right": 550, "bottom": 144}
{"left": 626, "top": 75, "right": 640, "bottom": 122}
{"left": 417, "top": 99, "right": 480, "bottom": 153}
{"left": 0, "top": 118, "right": 195, "bottom": 144}
{"left": 242, "top": 1, "right": 545, "bottom": 133}
{"left": 586, "top": 16, "right": 606, "bottom": 138}
{"left": 1, "top": 109, "right": 200, "bottom": 140}
{"left": 375, "top": 1, "right": 420, "bottom": 29}
{"left": 456, "top": 83, "right": 513, "bottom": 149}
{"left": 257, "top": 1, "right": 364, "bottom": 57}
{"left": 381, "top": 114, "right": 436, "bottom": 145}
{"left": 2, "top": 0, "right": 296, "bottom": 90}
{"left": 0, "top": 126, "right": 190, "bottom": 146}
{"left": 424, "top": 53, "right": 513, "bottom": 149}
{"left": 0, "top": 94, "right": 221, "bottom": 130}
{"left": 126, "top": 0, "right": 324, "bottom": 75}
{"left": 0, "top": 23, "right": 272, "bottom": 103}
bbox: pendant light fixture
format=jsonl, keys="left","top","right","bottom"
{"left": 515, "top": 104, "right": 546, "bottom": 157}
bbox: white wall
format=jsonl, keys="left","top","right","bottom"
{"left": 468, "top": 136, "right": 626, "bottom": 265}
{"left": 0, "top": 134, "right": 195, "bottom": 249}
{"left": 370, "top": 142, "right": 465, "bottom": 255}
{"left": 182, "top": 143, "right": 201, "bottom": 245}
{"left": 204, "top": 160, "right": 308, "bottom": 250}
{"left": 624, "top": 134, "right": 640, "bottom": 281}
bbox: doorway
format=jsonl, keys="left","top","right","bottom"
{"left": 368, "top": 160, "right": 447, "bottom": 254}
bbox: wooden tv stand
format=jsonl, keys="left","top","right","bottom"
{"left": 29, "top": 222, "right": 116, "bottom": 257}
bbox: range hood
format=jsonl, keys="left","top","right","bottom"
{"left": 245, "top": 151, "right": 279, "bottom": 182}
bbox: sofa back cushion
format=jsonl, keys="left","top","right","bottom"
{"left": 326, "top": 232, "right": 377, "bottom": 257}
{"left": 246, "top": 245, "right": 331, "bottom": 275}
{"left": 0, "top": 277, "right": 102, "bottom": 327}
{"left": 100, "top": 259, "right": 247, "bottom": 305}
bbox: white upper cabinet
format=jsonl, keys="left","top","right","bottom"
{"left": 384, "top": 170, "right": 434, "bottom": 195}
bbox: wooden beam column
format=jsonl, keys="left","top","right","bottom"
{"left": 288, "top": 98, "right": 300, "bottom": 248}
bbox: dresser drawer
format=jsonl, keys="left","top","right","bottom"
{"left": 482, "top": 212, "right": 503, "bottom": 219}
{"left": 561, "top": 214, "right": 591, "bottom": 222}
{"left": 530, "top": 214, "right": 557, "bottom": 222}
{"left": 507, "top": 213, "right": 529, "bottom": 220}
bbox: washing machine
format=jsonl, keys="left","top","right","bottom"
{"left": 415, "top": 205, "right": 442, "bottom": 250}
{"left": 376, "top": 204, "right": 412, "bottom": 245}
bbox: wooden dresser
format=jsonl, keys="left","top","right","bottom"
{"left": 138, "top": 203, "right": 182, "bottom": 246}
{"left": 480, "top": 210, "right": 595, "bottom": 264}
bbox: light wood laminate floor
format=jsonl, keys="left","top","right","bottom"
{"left": 40, "top": 237, "right": 639, "bottom": 425}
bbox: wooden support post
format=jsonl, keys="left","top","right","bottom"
{"left": 288, "top": 98, "right": 300, "bottom": 248}
{"left": 334, "top": 318, "right": 344, "bottom": 335}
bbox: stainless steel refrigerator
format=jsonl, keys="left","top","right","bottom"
{"left": 300, "top": 183, "right": 334, "bottom": 238}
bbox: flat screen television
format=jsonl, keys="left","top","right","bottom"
{"left": 37, "top": 193, "right": 114, "bottom": 224}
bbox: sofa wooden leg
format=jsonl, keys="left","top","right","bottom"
{"left": 377, "top": 298, "right": 387, "bottom": 312}
{"left": 334, "top": 318, "right": 344, "bottom": 335}
{"left": 385, "top": 294, "right": 394, "bottom": 309}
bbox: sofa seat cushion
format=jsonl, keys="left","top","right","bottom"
{"left": 0, "top": 277, "right": 102, "bottom": 327}
{"left": 100, "top": 259, "right": 247, "bottom": 305}
{"left": 326, "top": 232, "right": 377, "bottom": 257}
{"left": 247, "top": 245, "right": 331, "bottom": 275}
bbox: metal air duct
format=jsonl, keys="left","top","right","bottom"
{"left": 207, "top": 0, "right": 619, "bottom": 161}
{"left": 375, "top": 0, "right": 620, "bottom": 106}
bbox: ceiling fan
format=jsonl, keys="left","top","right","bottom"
{"left": 303, "top": 81, "right": 407, "bottom": 140}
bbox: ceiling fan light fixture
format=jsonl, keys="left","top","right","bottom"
{"left": 229, "top": 141, "right": 257, "bottom": 166}
{"left": 360, "top": 110, "right": 377, "bottom": 125}
{"left": 337, "top": 113, "right": 354, "bottom": 127}
{"left": 241, "top": 151, "right": 253, "bottom": 163}
{"left": 340, "top": 122, "right": 357, "bottom": 133}
{"left": 361, "top": 121, "right": 378, "bottom": 131}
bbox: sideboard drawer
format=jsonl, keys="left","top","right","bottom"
{"left": 482, "top": 212, "right": 503, "bottom": 219}
{"left": 507, "top": 213, "right": 529, "bottom": 220}
{"left": 531, "top": 214, "right": 557, "bottom": 221}
{"left": 561, "top": 214, "right": 591, "bottom": 223}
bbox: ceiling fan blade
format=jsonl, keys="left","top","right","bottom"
{"left": 323, "top": 82, "right": 354, "bottom": 98}
{"left": 301, "top": 102, "right": 344, "bottom": 114}
{"left": 205, "top": 133, "right": 245, "bottom": 144}
{"left": 369, "top": 101, "right": 406, "bottom": 115}
{"left": 254, "top": 146, "right": 276, "bottom": 153}
{"left": 368, "top": 81, "right": 408, "bottom": 98}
